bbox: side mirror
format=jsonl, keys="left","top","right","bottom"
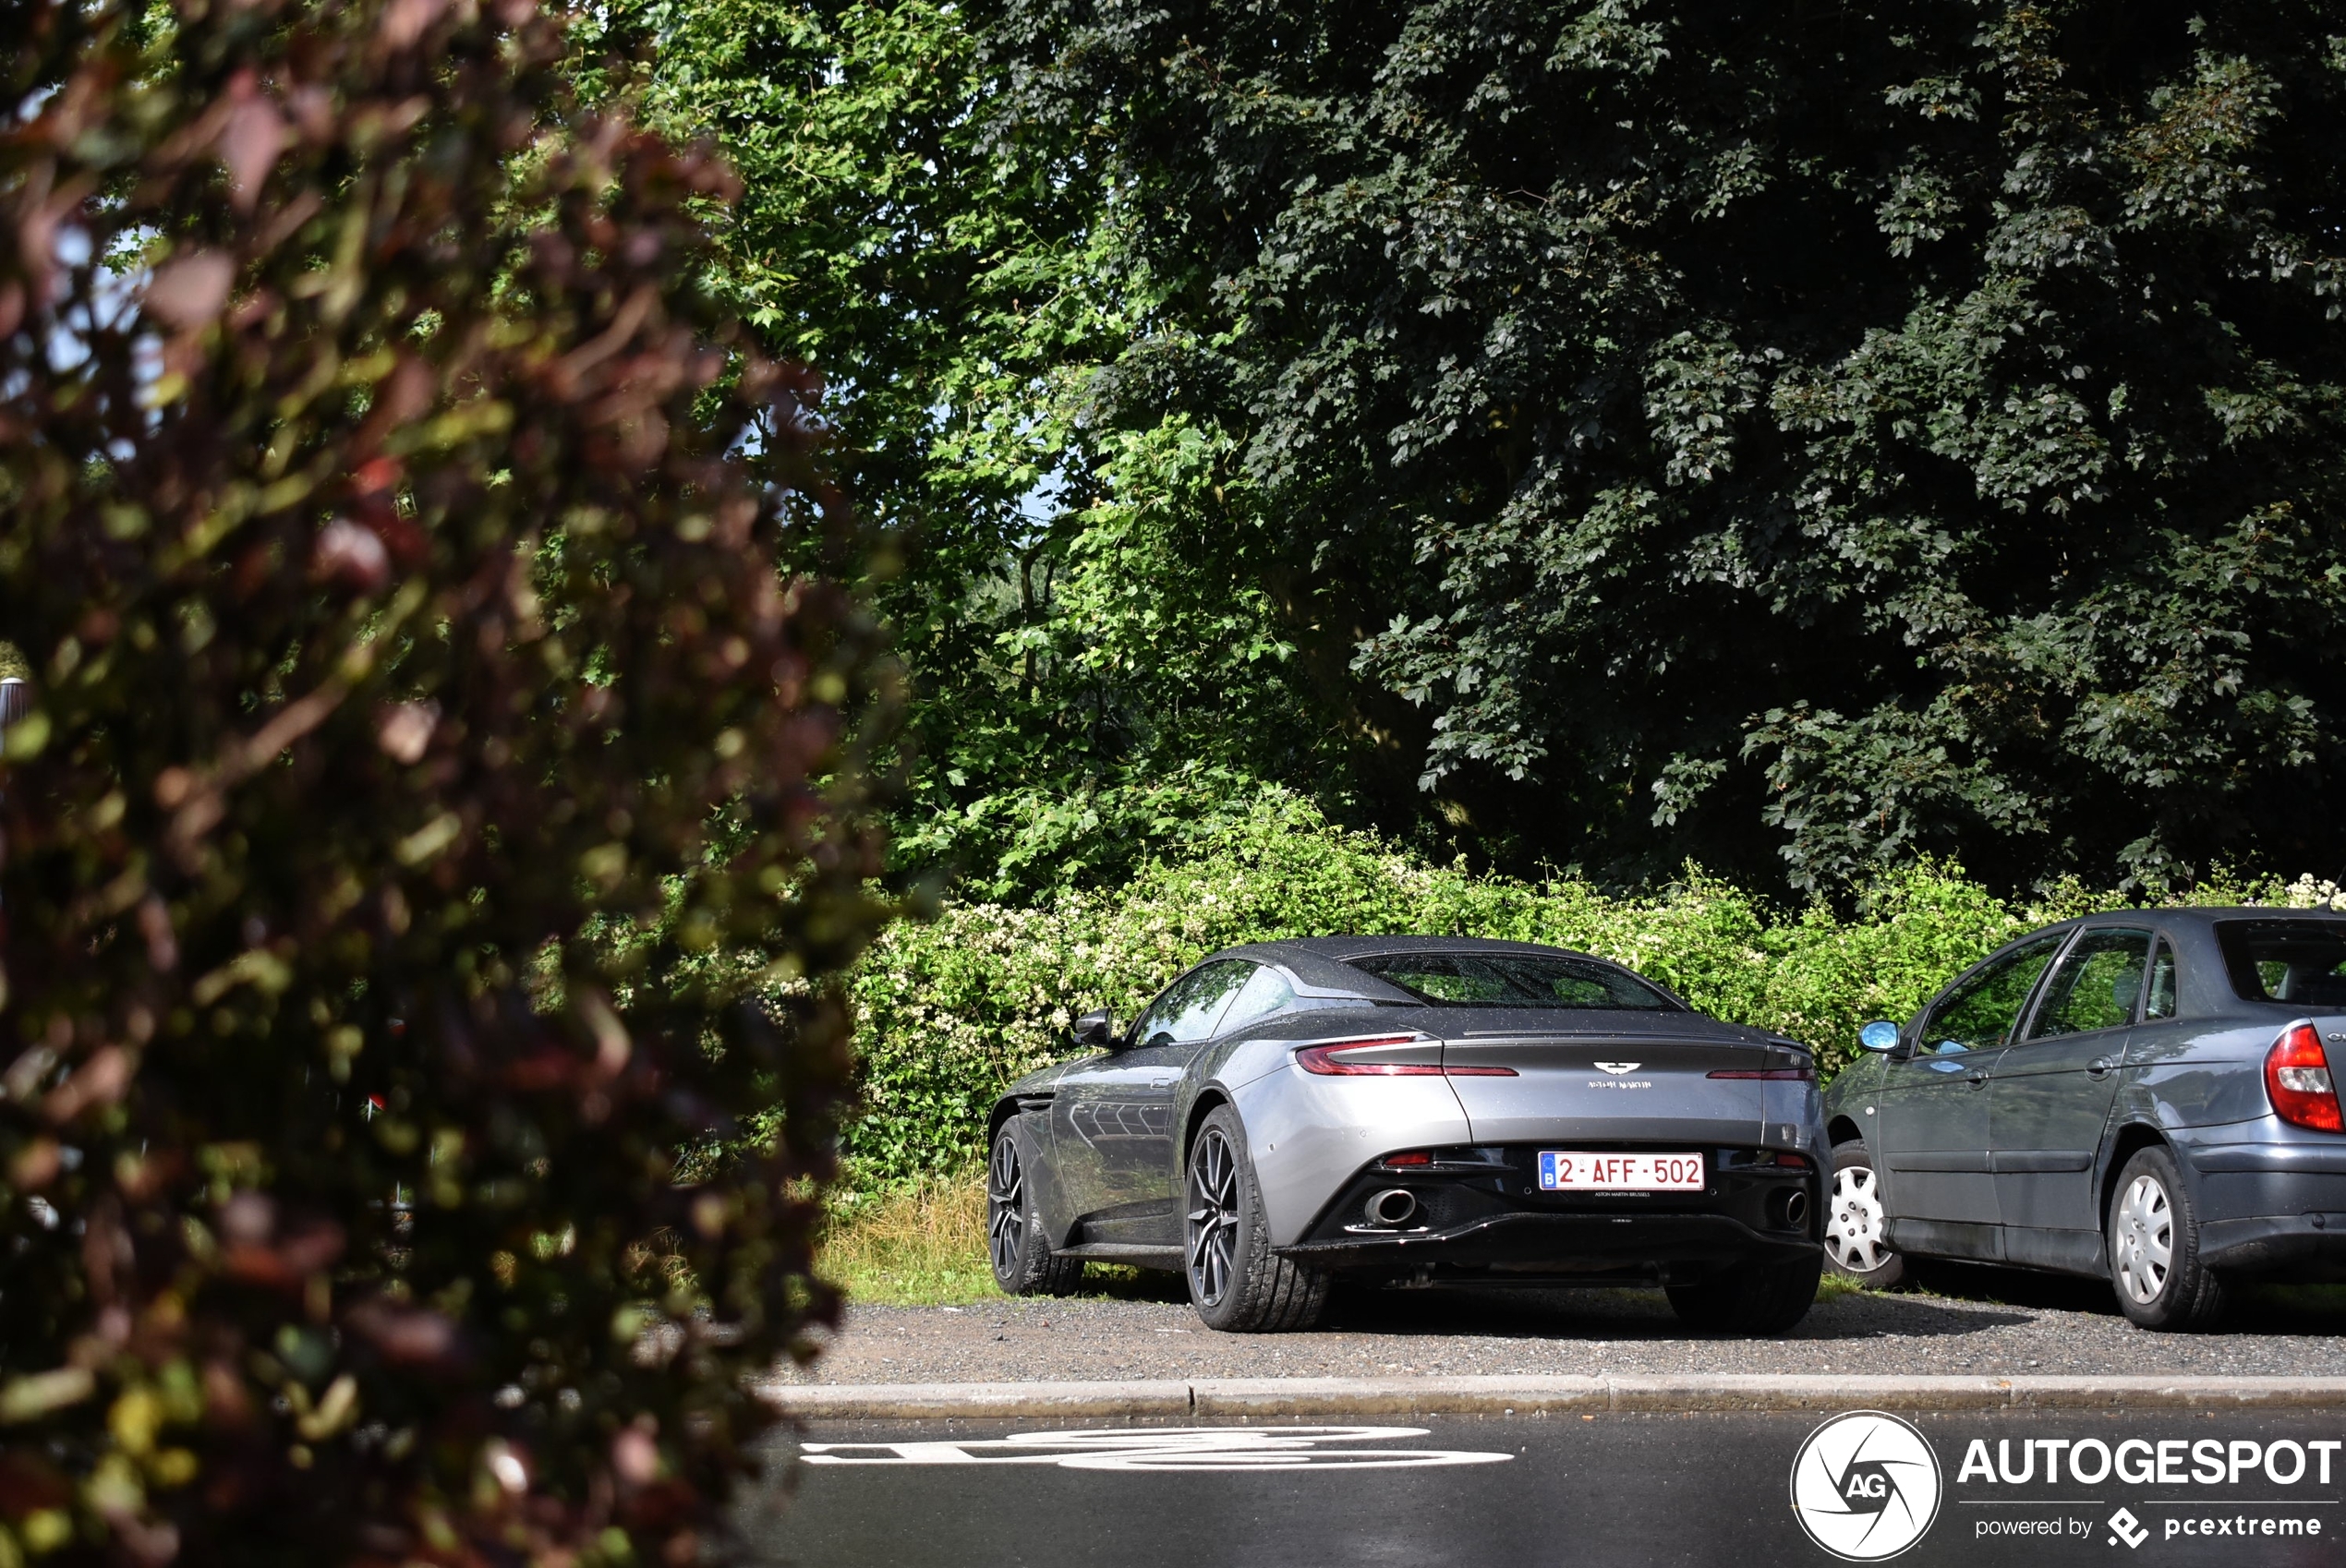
{"left": 1070, "top": 1009, "right": 1115, "bottom": 1049}
{"left": 1858, "top": 1019, "right": 1901, "bottom": 1053}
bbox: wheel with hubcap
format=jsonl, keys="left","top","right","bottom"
{"left": 986, "top": 1123, "right": 1082, "bottom": 1297}
{"left": 1184, "top": 1104, "right": 1327, "bottom": 1333}
{"left": 2107, "top": 1144, "right": 2225, "bottom": 1330}
{"left": 1823, "top": 1139, "right": 1905, "bottom": 1289}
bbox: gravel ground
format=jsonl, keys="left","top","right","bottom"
{"left": 779, "top": 1266, "right": 2346, "bottom": 1383}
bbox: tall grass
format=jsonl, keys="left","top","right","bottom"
{"left": 817, "top": 1173, "right": 995, "bottom": 1306}
{"left": 816, "top": 1173, "right": 1179, "bottom": 1308}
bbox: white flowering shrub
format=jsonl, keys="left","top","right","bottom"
{"left": 841, "top": 803, "right": 2295, "bottom": 1185}
{"left": 2283, "top": 874, "right": 2346, "bottom": 911}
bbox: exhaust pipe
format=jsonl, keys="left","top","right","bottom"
{"left": 1777, "top": 1188, "right": 1809, "bottom": 1231}
{"left": 1365, "top": 1188, "right": 1419, "bottom": 1227}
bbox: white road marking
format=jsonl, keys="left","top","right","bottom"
{"left": 801, "top": 1425, "right": 1515, "bottom": 1471}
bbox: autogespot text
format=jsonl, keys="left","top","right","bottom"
{"left": 1960, "top": 1433, "right": 2333, "bottom": 1547}
{"left": 1958, "top": 1434, "right": 2341, "bottom": 1488}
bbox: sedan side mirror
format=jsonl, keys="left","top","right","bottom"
{"left": 1070, "top": 1009, "right": 1115, "bottom": 1049}
{"left": 1858, "top": 1019, "right": 1901, "bottom": 1053}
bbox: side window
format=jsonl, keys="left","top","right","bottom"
{"left": 2214, "top": 921, "right": 2346, "bottom": 1007}
{"left": 2145, "top": 938, "right": 2178, "bottom": 1021}
{"left": 1924, "top": 935, "right": 2064, "bottom": 1054}
{"left": 2026, "top": 928, "right": 2152, "bottom": 1041}
{"left": 1127, "top": 974, "right": 1195, "bottom": 1048}
{"left": 1131, "top": 961, "right": 1251, "bottom": 1047}
{"left": 1219, "top": 964, "right": 1296, "bottom": 1033}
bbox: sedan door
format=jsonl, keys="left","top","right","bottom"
{"left": 1050, "top": 959, "right": 1252, "bottom": 1247}
{"left": 1990, "top": 927, "right": 2150, "bottom": 1270}
{"left": 1877, "top": 933, "right": 2064, "bottom": 1260}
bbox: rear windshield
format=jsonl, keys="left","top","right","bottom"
{"left": 1345, "top": 951, "right": 1680, "bottom": 1010}
{"left": 2216, "top": 920, "right": 2346, "bottom": 1008}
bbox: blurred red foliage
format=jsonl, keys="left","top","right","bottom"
{"left": 0, "top": 0, "right": 897, "bottom": 1560}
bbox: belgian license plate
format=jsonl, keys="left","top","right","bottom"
{"left": 1539, "top": 1152, "right": 1704, "bottom": 1191}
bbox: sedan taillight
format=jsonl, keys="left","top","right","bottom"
{"left": 1293, "top": 1039, "right": 1518, "bottom": 1078}
{"left": 1707, "top": 1067, "right": 1816, "bottom": 1081}
{"left": 2266, "top": 1022, "right": 2342, "bottom": 1132}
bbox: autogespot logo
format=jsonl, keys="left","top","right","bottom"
{"left": 1790, "top": 1411, "right": 1944, "bottom": 1562}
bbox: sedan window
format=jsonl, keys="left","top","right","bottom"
{"left": 2146, "top": 939, "right": 2178, "bottom": 1020}
{"left": 2217, "top": 920, "right": 2346, "bottom": 1007}
{"left": 1131, "top": 960, "right": 1253, "bottom": 1047}
{"left": 2026, "top": 928, "right": 2151, "bottom": 1040}
{"left": 1218, "top": 964, "right": 1296, "bottom": 1032}
{"left": 1922, "top": 935, "right": 2063, "bottom": 1053}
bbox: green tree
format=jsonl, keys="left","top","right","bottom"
{"left": 0, "top": 0, "right": 893, "bottom": 1560}
{"left": 996, "top": 0, "right": 2346, "bottom": 892}
{"left": 598, "top": 0, "right": 1376, "bottom": 897}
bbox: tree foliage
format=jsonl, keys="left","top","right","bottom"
{"left": 989, "top": 0, "right": 2346, "bottom": 892}
{"left": 0, "top": 0, "right": 892, "bottom": 1561}
{"left": 596, "top": 0, "right": 1378, "bottom": 897}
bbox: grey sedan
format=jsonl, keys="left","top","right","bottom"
{"left": 985, "top": 936, "right": 1829, "bottom": 1333}
{"left": 1820, "top": 908, "right": 2346, "bottom": 1328}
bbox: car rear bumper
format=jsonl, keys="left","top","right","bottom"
{"left": 2179, "top": 1139, "right": 2346, "bottom": 1276}
{"left": 2198, "top": 1214, "right": 2346, "bottom": 1276}
{"left": 1277, "top": 1211, "right": 1820, "bottom": 1284}
{"left": 2186, "top": 1139, "right": 2346, "bottom": 1176}
{"left": 1275, "top": 1143, "right": 1820, "bottom": 1285}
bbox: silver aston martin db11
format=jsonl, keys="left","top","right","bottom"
{"left": 985, "top": 936, "right": 1829, "bottom": 1333}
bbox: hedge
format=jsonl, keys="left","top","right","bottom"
{"left": 840, "top": 800, "right": 2310, "bottom": 1187}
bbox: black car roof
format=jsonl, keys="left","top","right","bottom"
{"left": 1963, "top": 906, "right": 2346, "bottom": 947}
{"left": 2087, "top": 906, "right": 2345, "bottom": 920}
{"left": 1274, "top": 935, "right": 1592, "bottom": 959}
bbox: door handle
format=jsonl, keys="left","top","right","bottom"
{"left": 2086, "top": 1056, "right": 2118, "bottom": 1079}
{"left": 1965, "top": 1070, "right": 1990, "bottom": 1089}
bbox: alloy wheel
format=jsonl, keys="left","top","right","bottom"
{"left": 1186, "top": 1128, "right": 1241, "bottom": 1306}
{"left": 986, "top": 1132, "right": 1026, "bottom": 1279}
{"left": 2113, "top": 1173, "right": 2173, "bottom": 1305}
{"left": 1824, "top": 1164, "right": 1890, "bottom": 1273}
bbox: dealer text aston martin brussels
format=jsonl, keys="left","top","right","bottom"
{"left": 1821, "top": 908, "right": 2346, "bottom": 1329}
{"left": 985, "top": 938, "right": 1830, "bottom": 1333}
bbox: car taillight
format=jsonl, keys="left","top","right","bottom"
{"left": 1381, "top": 1150, "right": 1433, "bottom": 1167}
{"left": 1706, "top": 1067, "right": 1817, "bottom": 1080}
{"left": 1293, "top": 1040, "right": 1519, "bottom": 1078}
{"left": 2266, "top": 1022, "right": 2342, "bottom": 1132}
{"left": 1295, "top": 1038, "right": 1438, "bottom": 1076}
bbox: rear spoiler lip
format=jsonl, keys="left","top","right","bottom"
{"left": 1449, "top": 1030, "right": 1794, "bottom": 1048}
{"left": 1440, "top": 1033, "right": 1818, "bottom": 1069}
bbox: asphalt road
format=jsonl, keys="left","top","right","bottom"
{"left": 779, "top": 1267, "right": 2346, "bottom": 1384}
{"left": 740, "top": 1411, "right": 2346, "bottom": 1568}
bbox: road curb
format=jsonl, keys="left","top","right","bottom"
{"left": 755, "top": 1374, "right": 2346, "bottom": 1419}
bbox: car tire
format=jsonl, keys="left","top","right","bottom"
{"left": 2106, "top": 1144, "right": 2225, "bottom": 1331}
{"left": 1823, "top": 1139, "right": 1905, "bottom": 1289}
{"left": 1664, "top": 1253, "right": 1822, "bottom": 1335}
{"left": 986, "top": 1122, "right": 1083, "bottom": 1297}
{"left": 1184, "top": 1104, "right": 1327, "bottom": 1333}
